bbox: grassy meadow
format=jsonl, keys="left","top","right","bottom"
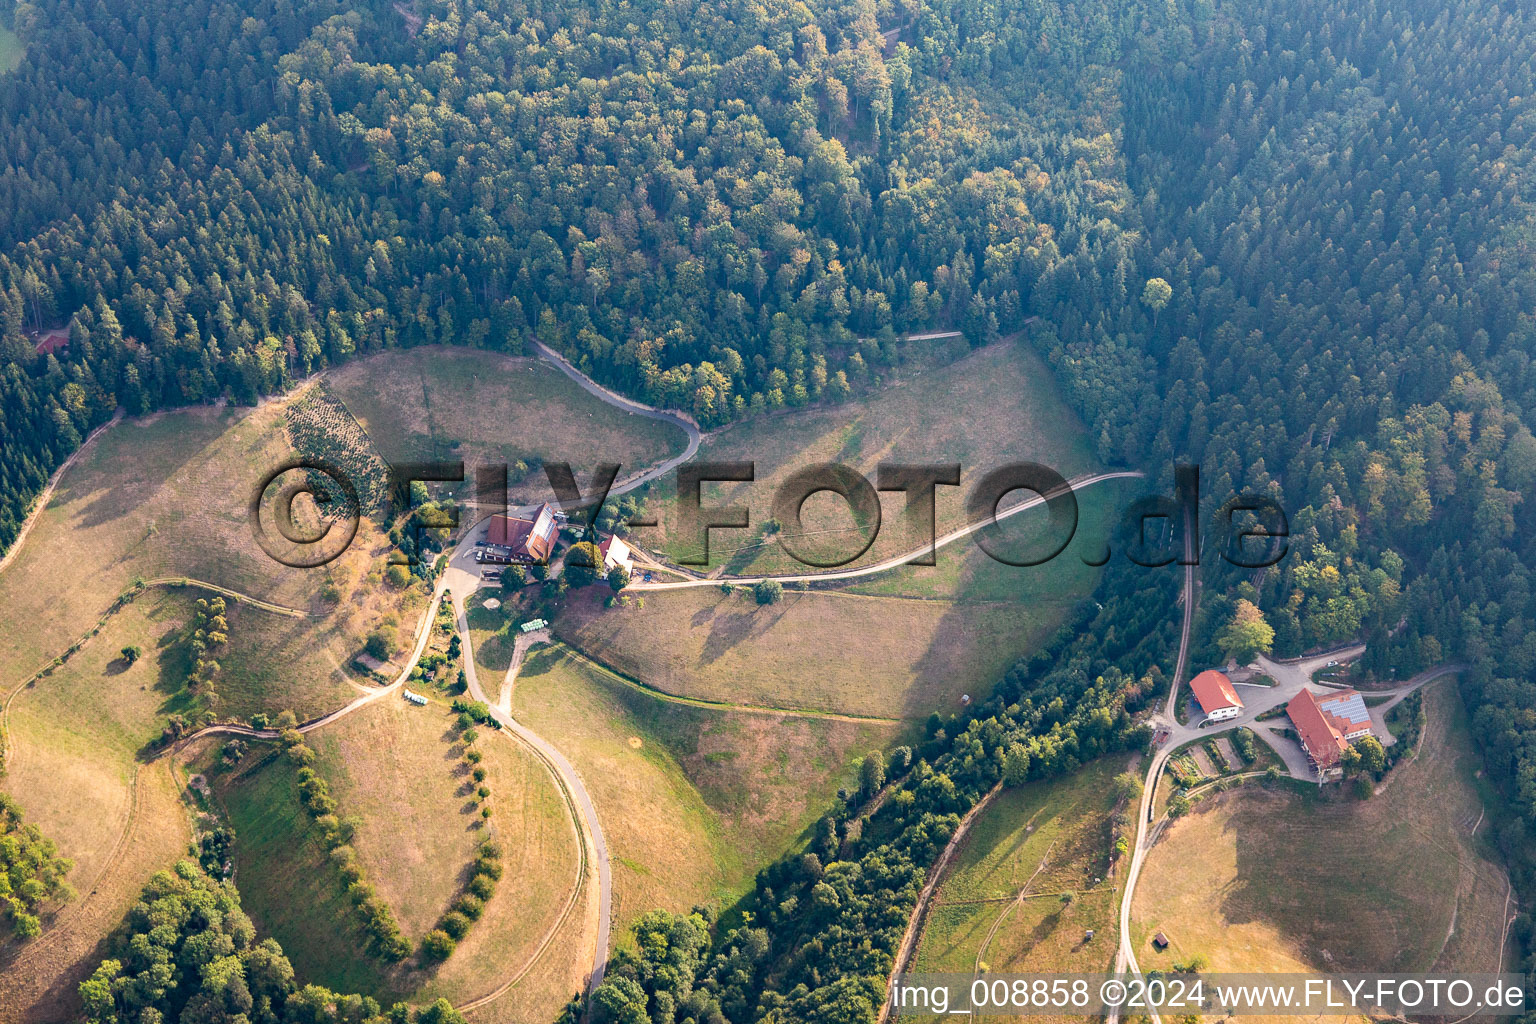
{"left": 323, "top": 346, "right": 688, "bottom": 505}
{"left": 631, "top": 340, "right": 1098, "bottom": 572}
{"left": 510, "top": 644, "right": 902, "bottom": 938}
{"left": 215, "top": 695, "right": 580, "bottom": 1007}
{"left": 0, "top": 397, "right": 421, "bottom": 725}
{"left": 556, "top": 584, "right": 1047, "bottom": 720}
{"left": 913, "top": 758, "right": 1129, "bottom": 984}
{"left": 1132, "top": 681, "right": 1512, "bottom": 978}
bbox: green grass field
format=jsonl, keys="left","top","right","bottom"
{"left": 511, "top": 644, "right": 902, "bottom": 936}
{"left": 632, "top": 340, "right": 1098, "bottom": 572}
{"left": 841, "top": 475, "right": 1130, "bottom": 603}
{"left": 221, "top": 748, "right": 396, "bottom": 996}
{"left": 1133, "top": 681, "right": 1512, "bottom": 976}
{"left": 2, "top": 591, "right": 200, "bottom": 885}
{"left": 914, "top": 757, "right": 1128, "bottom": 988}
{"left": 0, "top": 28, "right": 22, "bottom": 73}
{"left": 217, "top": 695, "right": 579, "bottom": 1007}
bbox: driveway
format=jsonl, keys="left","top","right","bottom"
{"left": 1166, "top": 648, "right": 1458, "bottom": 782}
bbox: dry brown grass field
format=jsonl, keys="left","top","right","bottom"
{"left": 323, "top": 346, "right": 687, "bottom": 504}
{"left": 1132, "top": 681, "right": 1512, "bottom": 980}
{"left": 511, "top": 644, "right": 902, "bottom": 938}
{"left": 631, "top": 340, "right": 1097, "bottom": 572}
{"left": 0, "top": 395, "right": 420, "bottom": 724}
{"left": 1, "top": 591, "right": 198, "bottom": 887}
{"left": 0, "top": 758, "right": 188, "bottom": 1024}
{"left": 556, "top": 584, "right": 1053, "bottom": 720}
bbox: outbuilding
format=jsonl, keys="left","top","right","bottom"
{"left": 1188, "top": 670, "right": 1244, "bottom": 722}
{"left": 599, "top": 535, "right": 634, "bottom": 575}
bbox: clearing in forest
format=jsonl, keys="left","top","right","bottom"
{"left": 631, "top": 340, "right": 1097, "bottom": 573}
{"left": 1132, "top": 681, "right": 1512, "bottom": 982}
{"left": 323, "top": 346, "right": 688, "bottom": 505}
{"left": 913, "top": 757, "right": 1129, "bottom": 1012}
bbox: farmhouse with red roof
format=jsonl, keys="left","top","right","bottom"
{"left": 1286, "top": 688, "right": 1375, "bottom": 779}
{"left": 1188, "top": 669, "right": 1244, "bottom": 722}
{"left": 484, "top": 503, "right": 559, "bottom": 563}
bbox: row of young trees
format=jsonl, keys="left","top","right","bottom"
{"left": 279, "top": 719, "right": 413, "bottom": 962}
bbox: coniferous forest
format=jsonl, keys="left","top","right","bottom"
{"left": 4, "top": 0, "right": 1536, "bottom": 1020}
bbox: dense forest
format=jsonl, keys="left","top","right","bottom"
{"left": 2, "top": 0, "right": 1536, "bottom": 1020}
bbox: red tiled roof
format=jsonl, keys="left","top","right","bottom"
{"left": 486, "top": 504, "right": 557, "bottom": 562}
{"left": 487, "top": 514, "right": 535, "bottom": 551}
{"left": 1188, "top": 670, "right": 1243, "bottom": 715}
{"left": 1286, "top": 689, "right": 1350, "bottom": 769}
{"left": 34, "top": 328, "right": 69, "bottom": 355}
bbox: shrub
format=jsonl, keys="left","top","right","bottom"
{"left": 452, "top": 699, "right": 493, "bottom": 725}
{"left": 465, "top": 748, "right": 483, "bottom": 764}
{"left": 468, "top": 875, "right": 496, "bottom": 900}
{"left": 380, "top": 934, "right": 413, "bottom": 962}
{"left": 421, "top": 929, "right": 456, "bottom": 961}
{"left": 364, "top": 626, "right": 398, "bottom": 660}
{"left": 1203, "top": 738, "right": 1229, "bottom": 772}
{"left": 1232, "top": 728, "right": 1258, "bottom": 763}
{"left": 455, "top": 894, "right": 485, "bottom": 919}
{"left": 440, "top": 911, "right": 472, "bottom": 940}
{"left": 474, "top": 857, "right": 503, "bottom": 880}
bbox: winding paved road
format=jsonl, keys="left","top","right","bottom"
{"left": 449, "top": 581, "right": 613, "bottom": 994}
{"left": 1111, "top": 602, "right": 1459, "bottom": 1024}
{"left": 531, "top": 339, "right": 702, "bottom": 502}
{"left": 1110, "top": 503, "right": 1198, "bottom": 1024}
{"left": 629, "top": 470, "right": 1145, "bottom": 591}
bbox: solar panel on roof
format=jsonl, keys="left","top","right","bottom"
{"left": 1317, "top": 690, "right": 1370, "bottom": 726}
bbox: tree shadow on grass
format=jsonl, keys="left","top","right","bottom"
{"left": 696, "top": 595, "right": 791, "bottom": 667}
{"left": 66, "top": 409, "right": 238, "bottom": 533}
